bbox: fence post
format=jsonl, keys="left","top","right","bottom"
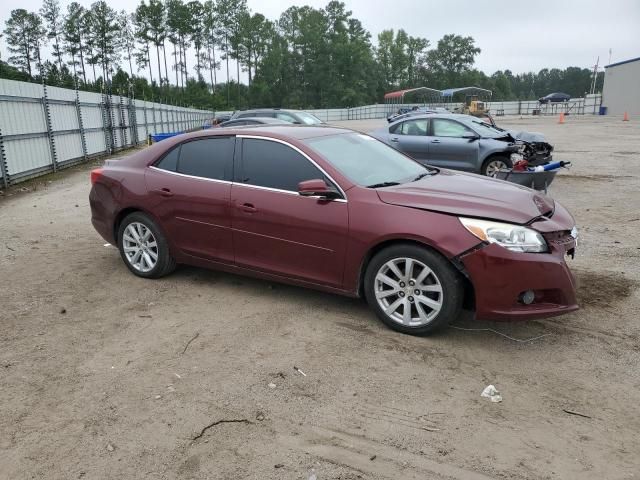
{"left": 151, "top": 103, "right": 156, "bottom": 136}
{"left": 0, "top": 127, "right": 9, "bottom": 188}
{"left": 74, "top": 79, "right": 88, "bottom": 161}
{"left": 41, "top": 82, "right": 58, "bottom": 173}
{"left": 143, "top": 102, "right": 149, "bottom": 141}
{"left": 118, "top": 95, "right": 128, "bottom": 147}
{"left": 101, "top": 91, "right": 113, "bottom": 155}
{"left": 128, "top": 95, "right": 138, "bottom": 145}
{"left": 173, "top": 105, "right": 177, "bottom": 132}
{"left": 108, "top": 87, "right": 117, "bottom": 151}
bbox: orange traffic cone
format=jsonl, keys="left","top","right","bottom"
{"left": 623, "top": 112, "right": 629, "bottom": 121}
{"left": 558, "top": 112, "right": 565, "bottom": 124}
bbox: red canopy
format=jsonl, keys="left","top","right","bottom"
{"left": 384, "top": 87, "right": 441, "bottom": 101}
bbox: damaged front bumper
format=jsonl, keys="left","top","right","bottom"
{"left": 458, "top": 231, "right": 578, "bottom": 321}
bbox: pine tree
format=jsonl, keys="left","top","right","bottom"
{"left": 133, "top": 2, "right": 154, "bottom": 86}
{"left": 86, "top": 1, "right": 121, "bottom": 84}
{"left": 3, "top": 9, "right": 45, "bottom": 78}
{"left": 39, "top": 0, "right": 64, "bottom": 73}
{"left": 63, "top": 2, "right": 88, "bottom": 83}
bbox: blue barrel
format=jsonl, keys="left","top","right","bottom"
{"left": 150, "top": 131, "right": 185, "bottom": 143}
{"left": 599, "top": 106, "right": 607, "bottom": 115}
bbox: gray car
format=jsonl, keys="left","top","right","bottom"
{"left": 231, "top": 108, "right": 324, "bottom": 125}
{"left": 371, "top": 114, "right": 521, "bottom": 176}
{"left": 217, "top": 117, "right": 288, "bottom": 128}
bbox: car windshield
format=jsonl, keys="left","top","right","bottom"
{"left": 304, "top": 133, "right": 432, "bottom": 187}
{"left": 467, "top": 119, "right": 507, "bottom": 138}
{"left": 296, "top": 111, "right": 323, "bottom": 125}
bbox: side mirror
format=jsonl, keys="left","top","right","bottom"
{"left": 463, "top": 132, "right": 480, "bottom": 141}
{"left": 298, "top": 179, "right": 341, "bottom": 199}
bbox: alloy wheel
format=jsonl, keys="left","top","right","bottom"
{"left": 374, "top": 257, "right": 444, "bottom": 327}
{"left": 485, "top": 159, "right": 508, "bottom": 176}
{"left": 122, "top": 222, "right": 158, "bottom": 273}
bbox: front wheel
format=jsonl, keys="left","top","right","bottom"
{"left": 482, "top": 156, "right": 513, "bottom": 177}
{"left": 117, "top": 212, "right": 176, "bottom": 278}
{"left": 364, "top": 244, "right": 463, "bottom": 335}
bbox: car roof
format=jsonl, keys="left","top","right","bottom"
{"left": 238, "top": 108, "right": 308, "bottom": 113}
{"left": 180, "top": 125, "right": 351, "bottom": 141}
{"left": 389, "top": 113, "right": 478, "bottom": 124}
{"left": 223, "top": 117, "right": 286, "bottom": 124}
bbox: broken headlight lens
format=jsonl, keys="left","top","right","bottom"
{"left": 459, "top": 217, "right": 548, "bottom": 253}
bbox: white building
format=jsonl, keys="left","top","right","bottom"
{"left": 602, "top": 56, "right": 640, "bottom": 115}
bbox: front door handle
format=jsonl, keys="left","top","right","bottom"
{"left": 390, "top": 137, "right": 399, "bottom": 143}
{"left": 152, "top": 188, "right": 174, "bottom": 197}
{"left": 431, "top": 139, "right": 441, "bottom": 144}
{"left": 239, "top": 203, "right": 257, "bottom": 213}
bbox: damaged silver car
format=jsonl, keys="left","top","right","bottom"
{"left": 371, "top": 113, "right": 553, "bottom": 176}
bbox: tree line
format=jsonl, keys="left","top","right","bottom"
{"left": 1, "top": 0, "right": 603, "bottom": 110}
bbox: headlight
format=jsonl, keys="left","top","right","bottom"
{"left": 459, "top": 217, "right": 548, "bottom": 253}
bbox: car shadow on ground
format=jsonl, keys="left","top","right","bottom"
{"left": 163, "top": 264, "right": 559, "bottom": 349}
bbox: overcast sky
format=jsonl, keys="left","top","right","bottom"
{"left": 1, "top": 0, "right": 639, "bottom": 84}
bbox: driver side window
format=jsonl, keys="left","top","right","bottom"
{"left": 239, "top": 139, "right": 328, "bottom": 192}
{"left": 431, "top": 119, "right": 473, "bottom": 138}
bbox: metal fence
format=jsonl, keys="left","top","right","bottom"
{"left": 305, "top": 94, "right": 603, "bottom": 121}
{"left": 0, "top": 78, "right": 212, "bottom": 187}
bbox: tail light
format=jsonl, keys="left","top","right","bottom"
{"left": 90, "top": 168, "right": 104, "bottom": 185}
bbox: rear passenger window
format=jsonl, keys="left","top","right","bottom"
{"left": 177, "top": 137, "right": 234, "bottom": 180}
{"left": 239, "top": 139, "right": 325, "bottom": 191}
{"left": 155, "top": 146, "right": 180, "bottom": 172}
{"left": 399, "top": 119, "right": 428, "bottom": 136}
{"left": 275, "top": 112, "right": 297, "bottom": 123}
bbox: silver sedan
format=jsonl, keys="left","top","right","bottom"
{"left": 371, "top": 114, "right": 522, "bottom": 176}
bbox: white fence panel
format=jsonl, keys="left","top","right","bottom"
{"left": 55, "top": 132, "right": 83, "bottom": 165}
{"left": 4, "top": 137, "right": 51, "bottom": 177}
{"left": 0, "top": 79, "right": 211, "bottom": 186}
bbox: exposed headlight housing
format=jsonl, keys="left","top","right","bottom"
{"left": 459, "top": 217, "right": 548, "bottom": 253}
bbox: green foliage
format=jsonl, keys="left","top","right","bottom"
{"left": 1, "top": 0, "right": 605, "bottom": 109}
{"left": 40, "top": 0, "right": 64, "bottom": 73}
{"left": 3, "top": 9, "right": 45, "bottom": 77}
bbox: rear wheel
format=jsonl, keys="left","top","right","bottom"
{"left": 364, "top": 244, "right": 463, "bottom": 335}
{"left": 482, "top": 155, "right": 512, "bottom": 177}
{"left": 117, "top": 212, "right": 176, "bottom": 278}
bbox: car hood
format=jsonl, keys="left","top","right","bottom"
{"left": 376, "top": 169, "right": 555, "bottom": 225}
{"left": 507, "top": 130, "right": 548, "bottom": 144}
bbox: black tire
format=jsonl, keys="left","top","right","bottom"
{"left": 481, "top": 155, "right": 513, "bottom": 177}
{"left": 117, "top": 212, "right": 176, "bottom": 278}
{"left": 364, "top": 244, "right": 463, "bottom": 335}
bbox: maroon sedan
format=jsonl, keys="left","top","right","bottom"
{"left": 90, "top": 126, "right": 579, "bottom": 335}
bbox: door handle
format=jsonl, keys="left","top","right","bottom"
{"left": 152, "top": 188, "right": 174, "bottom": 197}
{"left": 390, "top": 137, "right": 399, "bottom": 143}
{"left": 431, "top": 139, "right": 441, "bottom": 144}
{"left": 239, "top": 202, "right": 257, "bottom": 213}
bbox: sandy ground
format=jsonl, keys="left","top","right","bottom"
{"left": 1, "top": 115, "right": 639, "bottom": 480}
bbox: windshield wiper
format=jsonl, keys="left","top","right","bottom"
{"left": 413, "top": 170, "right": 437, "bottom": 181}
{"left": 366, "top": 181, "right": 401, "bottom": 188}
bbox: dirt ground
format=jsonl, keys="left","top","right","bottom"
{"left": 1, "top": 115, "right": 639, "bottom": 480}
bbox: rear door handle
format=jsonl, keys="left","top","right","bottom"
{"left": 152, "top": 188, "right": 174, "bottom": 197}
{"left": 431, "top": 139, "right": 441, "bottom": 144}
{"left": 390, "top": 137, "right": 399, "bottom": 143}
{"left": 239, "top": 202, "right": 257, "bottom": 213}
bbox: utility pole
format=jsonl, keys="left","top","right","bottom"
{"left": 590, "top": 56, "right": 599, "bottom": 95}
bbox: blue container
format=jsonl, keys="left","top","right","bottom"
{"left": 599, "top": 106, "right": 607, "bottom": 115}
{"left": 150, "top": 131, "right": 185, "bottom": 143}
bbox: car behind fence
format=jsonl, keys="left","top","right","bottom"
{"left": 0, "top": 78, "right": 212, "bottom": 187}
